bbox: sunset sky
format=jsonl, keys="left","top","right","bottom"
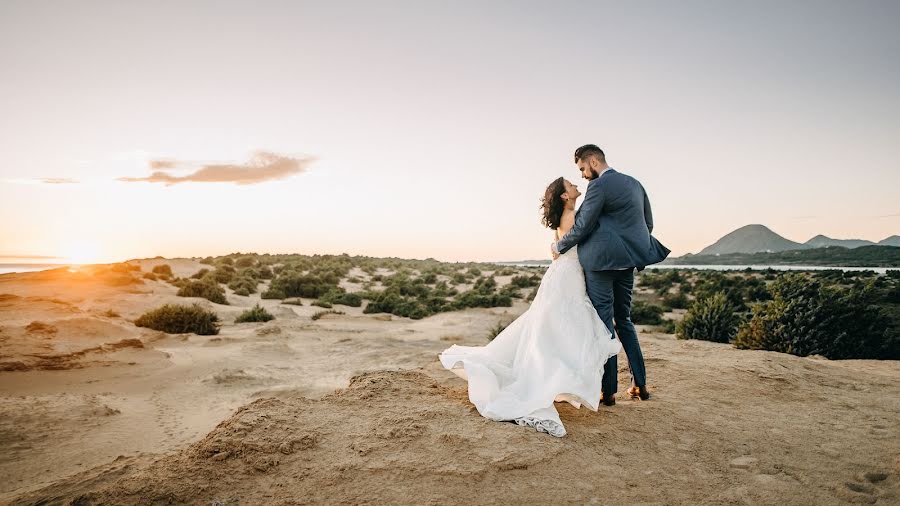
{"left": 1, "top": 1, "right": 898, "bottom": 264}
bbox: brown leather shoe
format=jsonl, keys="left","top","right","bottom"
{"left": 628, "top": 386, "right": 651, "bottom": 400}
{"left": 600, "top": 393, "right": 616, "bottom": 406}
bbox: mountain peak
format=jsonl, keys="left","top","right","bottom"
{"left": 697, "top": 225, "right": 802, "bottom": 256}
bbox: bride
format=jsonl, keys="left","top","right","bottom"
{"left": 439, "top": 177, "right": 622, "bottom": 437}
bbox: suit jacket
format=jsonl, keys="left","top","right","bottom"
{"left": 556, "top": 168, "right": 670, "bottom": 271}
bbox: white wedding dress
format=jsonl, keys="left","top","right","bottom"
{"left": 439, "top": 245, "right": 622, "bottom": 437}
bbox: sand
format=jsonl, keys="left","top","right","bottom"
{"left": 1, "top": 259, "right": 898, "bottom": 505}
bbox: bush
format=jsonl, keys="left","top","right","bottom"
{"left": 734, "top": 274, "right": 899, "bottom": 359}
{"left": 325, "top": 292, "right": 363, "bottom": 307}
{"left": 177, "top": 279, "right": 228, "bottom": 305}
{"left": 282, "top": 298, "right": 303, "bottom": 306}
{"left": 261, "top": 288, "right": 286, "bottom": 299}
{"left": 233, "top": 287, "right": 250, "bottom": 296}
{"left": 211, "top": 265, "right": 236, "bottom": 284}
{"left": 488, "top": 320, "right": 511, "bottom": 341}
{"left": 510, "top": 274, "right": 541, "bottom": 288}
{"left": 228, "top": 276, "right": 258, "bottom": 294}
{"left": 191, "top": 268, "right": 210, "bottom": 279}
{"left": 658, "top": 319, "right": 677, "bottom": 334}
{"left": 662, "top": 292, "right": 689, "bottom": 310}
{"left": 676, "top": 292, "right": 742, "bottom": 343}
{"left": 268, "top": 273, "right": 338, "bottom": 299}
{"left": 631, "top": 301, "right": 665, "bottom": 325}
{"left": 152, "top": 264, "right": 173, "bottom": 277}
{"left": 235, "top": 304, "right": 275, "bottom": 323}
{"left": 311, "top": 310, "right": 345, "bottom": 321}
{"left": 143, "top": 272, "right": 158, "bottom": 281}
{"left": 235, "top": 256, "right": 256, "bottom": 268}
{"left": 134, "top": 303, "right": 219, "bottom": 335}
{"left": 312, "top": 300, "right": 333, "bottom": 308}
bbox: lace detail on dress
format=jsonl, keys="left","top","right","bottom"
{"left": 514, "top": 416, "right": 567, "bottom": 438}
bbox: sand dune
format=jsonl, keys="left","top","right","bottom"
{"left": 1, "top": 261, "right": 898, "bottom": 504}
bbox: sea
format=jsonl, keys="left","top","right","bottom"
{"left": 0, "top": 257, "right": 71, "bottom": 275}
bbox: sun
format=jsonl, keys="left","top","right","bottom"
{"left": 60, "top": 243, "right": 102, "bottom": 265}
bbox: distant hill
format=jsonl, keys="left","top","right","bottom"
{"left": 667, "top": 245, "right": 900, "bottom": 268}
{"left": 694, "top": 225, "right": 898, "bottom": 256}
{"left": 804, "top": 235, "right": 875, "bottom": 249}
{"left": 880, "top": 235, "right": 900, "bottom": 247}
{"left": 697, "top": 225, "right": 805, "bottom": 255}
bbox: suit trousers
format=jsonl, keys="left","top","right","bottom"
{"left": 583, "top": 268, "right": 647, "bottom": 395}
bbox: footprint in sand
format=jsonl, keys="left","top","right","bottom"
{"left": 150, "top": 390, "right": 180, "bottom": 439}
{"left": 839, "top": 469, "right": 893, "bottom": 503}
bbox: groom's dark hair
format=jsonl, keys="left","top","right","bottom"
{"left": 574, "top": 144, "right": 605, "bottom": 163}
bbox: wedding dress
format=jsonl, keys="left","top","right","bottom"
{"left": 439, "top": 245, "right": 622, "bottom": 437}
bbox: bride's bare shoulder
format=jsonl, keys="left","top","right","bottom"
{"left": 557, "top": 210, "right": 575, "bottom": 238}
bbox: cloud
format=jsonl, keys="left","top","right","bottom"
{"left": 38, "top": 177, "right": 79, "bottom": 184}
{"left": 149, "top": 159, "right": 178, "bottom": 169}
{"left": 118, "top": 151, "right": 314, "bottom": 186}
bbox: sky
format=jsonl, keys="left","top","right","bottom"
{"left": 1, "top": 0, "right": 898, "bottom": 264}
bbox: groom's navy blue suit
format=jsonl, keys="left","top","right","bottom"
{"left": 555, "top": 168, "right": 670, "bottom": 397}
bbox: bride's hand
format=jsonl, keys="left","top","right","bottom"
{"left": 550, "top": 243, "right": 560, "bottom": 260}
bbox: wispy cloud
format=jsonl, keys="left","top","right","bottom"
{"left": 117, "top": 151, "right": 313, "bottom": 186}
{"left": 1, "top": 177, "right": 80, "bottom": 185}
{"left": 38, "top": 177, "right": 79, "bottom": 184}
{"left": 148, "top": 159, "right": 178, "bottom": 169}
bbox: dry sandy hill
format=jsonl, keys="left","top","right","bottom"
{"left": 1, "top": 260, "right": 898, "bottom": 505}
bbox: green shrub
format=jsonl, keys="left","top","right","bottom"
{"left": 312, "top": 300, "right": 333, "bottom": 308}
{"left": 734, "top": 274, "right": 899, "bottom": 359}
{"left": 211, "top": 265, "right": 236, "bottom": 284}
{"left": 152, "top": 264, "right": 173, "bottom": 277}
{"left": 510, "top": 274, "right": 541, "bottom": 288}
{"left": 658, "top": 319, "right": 677, "bottom": 334}
{"left": 261, "top": 288, "right": 286, "bottom": 299}
{"left": 235, "top": 256, "right": 256, "bottom": 268}
{"left": 177, "top": 279, "right": 228, "bottom": 305}
{"left": 631, "top": 301, "right": 665, "bottom": 325}
{"left": 323, "top": 291, "right": 363, "bottom": 307}
{"left": 311, "top": 310, "right": 345, "bottom": 321}
{"left": 233, "top": 287, "right": 250, "bottom": 296}
{"left": 257, "top": 266, "right": 274, "bottom": 279}
{"left": 488, "top": 320, "right": 511, "bottom": 341}
{"left": 235, "top": 304, "right": 275, "bottom": 323}
{"left": 662, "top": 292, "right": 689, "bottom": 310}
{"left": 228, "top": 276, "right": 258, "bottom": 294}
{"left": 134, "top": 303, "right": 219, "bottom": 335}
{"left": 268, "top": 273, "right": 337, "bottom": 299}
{"left": 191, "top": 268, "right": 210, "bottom": 279}
{"left": 676, "top": 292, "right": 742, "bottom": 343}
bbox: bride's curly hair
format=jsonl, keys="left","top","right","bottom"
{"left": 540, "top": 177, "right": 566, "bottom": 229}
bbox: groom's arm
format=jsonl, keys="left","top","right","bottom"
{"left": 555, "top": 178, "right": 606, "bottom": 255}
{"left": 641, "top": 183, "right": 654, "bottom": 234}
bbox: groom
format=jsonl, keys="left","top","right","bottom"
{"left": 552, "top": 144, "right": 670, "bottom": 405}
